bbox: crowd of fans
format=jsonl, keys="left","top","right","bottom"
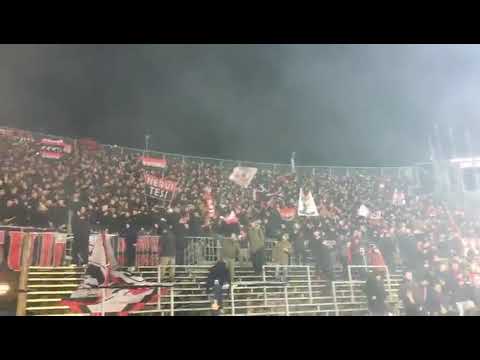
{"left": 1, "top": 130, "right": 480, "bottom": 315}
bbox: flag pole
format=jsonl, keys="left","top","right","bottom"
{"left": 168, "top": 181, "right": 180, "bottom": 209}
{"left": 144, "top": 134, "right": 151, "bottom": 210}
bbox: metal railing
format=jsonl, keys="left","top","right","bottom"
{"left": 25, "top": 262, "right": 405, "bottom": 316}
{"left": 0, "top": 226, "right": 73, "bottom": 267}
{"left": 184, "top": 236, "right": 219, "bottom": 265}
{"left": 345, "top": 265, "right": 393, "bottom": 304}
{"left": 230, "top": 281, "right": 289, "bottom": 316}
{"left": 262, "top": 265, "right": 312, "bottom": 305}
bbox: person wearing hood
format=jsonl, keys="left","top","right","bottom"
{"left": 206, "top": 259, "right": 230, "bottom": 315}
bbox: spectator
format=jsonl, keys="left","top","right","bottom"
{"left": 120, "top": 213, "right": 138, "bottom": 271}
{"left": 248, "top": 220, "right": 265, "bottom": 275}
{"left": 416, "top": 279, "right": 430, "bottom": 316}
{"left": 364, "top": 271, "right": 387, "bottom": 316}
{"left": 367, "top": 243, "right": 387, "bottom": 273}
{"left": 71, "top": 206, "right": 90, "bottom": 265}
{"left": 425, "top": 283, "right": 450, "bottom": 316}
{"left": 221, "top": 233, "right": 240, "bottom": 283}
{"left": 206, "top": 259, "right": 230, "bottom": 315}
{"left": 292, "top": 223, "right": 306, "bottom": 265}
{"left": 159, "top": 224, "right": 176, "bottom": 282}
{"left": 399, "top": 271, "right": 419, "bottom": 315}
{"left": 272, "top": 233, "right": 292, "bottom": 282}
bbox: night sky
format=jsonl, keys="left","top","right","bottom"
{"left": 0, "top": 44, "right": 479, "bottom": 166}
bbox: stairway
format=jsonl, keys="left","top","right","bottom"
{"left": 25, "top": 266, "right": 404, "bottom": 316}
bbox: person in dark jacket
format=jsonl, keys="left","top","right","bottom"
{"left": 292, "top": 225, "right": 306, "bottom": 265}
{"left": 71, "top": 206, "right": 90, "bottom": 265}
{"left": 379, "top": 232, "right": 396, "bottom": 272}
{"left": 173, "top": 216, "right": 188, "bottom": 266}
{"left": 120, "top": 212, "right": 138, "bottom": 270}
{"left": 188, "top": 211, "right": 203, "bottom": 237}
{"left": 415, "top": 279, "right": 430, "bottom": 315}
{"left": 51, "top": 199, "right": 68, "bottom": 231}
{"left": 425, "top": 283, "right": 450, "bottom": 316}
{"left": 159, "top": 225, "right": 176, "bottom": 282}
{"left": 206, "top": 259, "right": 231, "bottom": 315}
{"left": 310, "top": 231, "right": 333, "bottom": 281}
{"left": 364, "top": 271, "right": 387, "bottom": 316}
{"left": 399, "top": 271, "right": 419, "bottom": 316}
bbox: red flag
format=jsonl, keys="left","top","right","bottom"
{"left": 224, "top": 211, "right": 239, "bottom": 225}
{"left": 279, "top": 207, "right": 296, "bottom": 221}
{"left": 141, "top": 156, "right": 167, "bottom": 168}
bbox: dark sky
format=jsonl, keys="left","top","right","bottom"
{"left": 0, "top": 44, "right": 479, "bottom": 166}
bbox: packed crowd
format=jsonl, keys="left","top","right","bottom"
{"left": 1, "top": 130, "right": 480, "bottom": 315}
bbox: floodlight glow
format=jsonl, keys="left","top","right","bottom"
{"left": 0, "top": 283, "right": 10, "bottom": 296}
{"left": 450, "top": 157, "right": 480, "bottom": 163}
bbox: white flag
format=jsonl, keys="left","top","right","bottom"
{"left": 392, "top": 189, "right": 406, "bottom": 206}
{"left": 229, "top": 167, "right": 257, "bottom": 188}
{"left": 298, "top": 188, "right": 319, "bottom": 217}
{"left": 358, "top": 204, "right": 370, "bottom": 218}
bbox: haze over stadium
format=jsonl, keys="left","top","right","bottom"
{"left": 0, "top": 44, "right": 479, "bottom": 165}
{"left": 1, "top": 44, "right": 480, "bottom": 316}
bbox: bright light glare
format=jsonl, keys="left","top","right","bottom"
{"left": 0, "top": 283, "right": 10, "bottom": 296}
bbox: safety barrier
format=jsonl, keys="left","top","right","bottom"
{"left": 262, "top": 265, "right": 312, "bottom": 305}
{"left": 230, "top": 281, "right": 289, "bottom": 316}
{"left": 347, "top": 265, "right": 392, "bottom": 303}
{"left": 24, "top": 263, "right": 405, "bottom": 316}
{"left": 0, "top": 226, "right": 73, "bottom": 269}
{"left": 184, "top": 237, "right": 219, "bottom": 265}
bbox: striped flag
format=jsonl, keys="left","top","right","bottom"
{"left": 62, "top": 233, "right": 162, "bottom": 315}
{"left": 141, "top": 156, "right": 167, "bottom": 168}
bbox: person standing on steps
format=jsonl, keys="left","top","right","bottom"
{"left": 221, "top": 233, "right": 240, "bottom": 283}
{"left": 399, "top": 271, "right": 420, "bottom": 316}
{"left": 364, "top": 271, "right": 387, "bottom": 316}
{"left": 120, "top": 211, "right": 138, "bottom": 271}
{"left": 71, "top": 205, "right": 90, "bottom": 266}
{"left": 272, "top": 233, "right": 293, "bottom": 282}
{"left": 248, "top": 220, "right": 265, "bottom": 275}
{"left": 206, "top": 259, "right": 231, "bottom": 316}
{"left": 159, "top": 224, "right": 176, "bottom": 283}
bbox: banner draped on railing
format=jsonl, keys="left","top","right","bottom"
{"left": 0, "top": 229, "right": 69, "bottom": 271}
